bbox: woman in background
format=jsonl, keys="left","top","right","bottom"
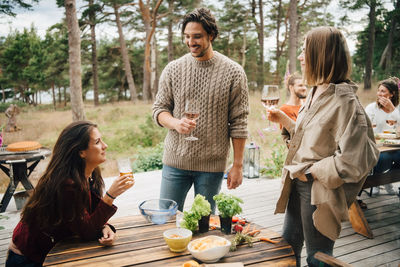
{"left": 267, "top": 26, "right": 379, "bottom": 266}
{"left": 365, "top": 77, "right": 400, "bottom": 195}
{"left": 6, "top": 121, "right": 134, "bottom": 266}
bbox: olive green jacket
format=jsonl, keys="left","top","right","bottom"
{"left": 276, "top": 82, "right": 379, "bottom": 241}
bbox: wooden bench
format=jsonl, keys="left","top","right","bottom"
{"left": 348, "top": 167, "right": 400, "bottom": 238}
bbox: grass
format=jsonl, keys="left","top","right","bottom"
{"left": 0, "top": 83, "right": 379, "bottom": 192}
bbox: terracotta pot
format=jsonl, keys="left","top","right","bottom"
{"left": 219, "top": 215, "right": 232, "bottom": 234}
{"left": 198, "top": 215, "right": 210, "bottom": 233}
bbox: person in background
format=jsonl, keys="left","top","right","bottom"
{"left": 365, "top": 77, "right": 400, "bottom": 195}
{"left": 152, "top": 7, "right": 249, "bottom": 212}
{"left": 267, "top": 26, "right": 379, "bottom": 266}
{"left": 280, "top": 73, "right": 307, "bottom": 121}
{"left": 280, "top": 73, "right": 307, "bottom": 145}
{"left": 6, "top": 121, "right": 134, "bottom": 266}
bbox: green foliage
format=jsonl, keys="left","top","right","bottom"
{"left": 138, "top": 115, "right": 166, "bottom": 147}
{"left": 213, "top": 193, "right": 243, "bottom": 218}
{"left": 180, "top": 194, "right": 211, "bottom": 233}
{"left": 191, "top": 194, "right": 211, "bottom": 217}
{"left": 180, "top": 210, "right": 199, "bottom": 232}
{"left": 260, "top": 143, "right": 286, "bottom": 178}
{"left": 131, "top": 143, "right": 164, "bottom": 173}
{"left": 0, "top": 101, "right": 27, "bottom": 112}
{"left": 0, "top": 0, "right": 39, "bottom": 16}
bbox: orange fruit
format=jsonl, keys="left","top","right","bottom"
{"left": 182, "top": 260, "right": 199, "bottom": 267}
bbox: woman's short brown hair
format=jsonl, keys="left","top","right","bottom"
{"left": 304, "top": 26, "right": 351, "bottom": 86}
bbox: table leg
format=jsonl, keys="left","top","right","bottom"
{"left": 348, "top": 201, "right": 374, "bottom": 238}
{"left": 13, "top": 162, "right": 33, "bottom": 191}
{"left": 0, "top": 182, "right": 16, "bottom": 212}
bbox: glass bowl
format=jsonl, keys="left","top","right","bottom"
{"left": 138, "top": 198, "right": 178, "bottom": 224}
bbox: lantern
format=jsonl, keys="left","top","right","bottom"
{"left": 243, "top": 142, "right": 260, "bottom": 178}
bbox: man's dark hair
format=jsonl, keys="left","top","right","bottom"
{"left": 181, "top": 7, "right": 219, "bottom": 42}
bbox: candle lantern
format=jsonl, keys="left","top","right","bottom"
{"left": 243, "top": 142, "right": 260, "bottom": 178}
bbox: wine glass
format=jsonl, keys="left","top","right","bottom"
{"left": 385, "top": 113, "right": 397, "bottom": 133}
{"left": 369, "top": 113, "right": 377, "bottom": 134}
{"left": 261, "top": 85, "right": 280, "bottom": 131}
{"left": 184, "top": 99, "right": 200, "bottom": 141}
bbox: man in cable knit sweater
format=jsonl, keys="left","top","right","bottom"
{"left": 152, "top": 7, "right": 249, "bottom": 212}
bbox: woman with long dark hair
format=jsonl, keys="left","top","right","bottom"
{"left": 268, "top": 27, "right": 379, "bottom": 266}
{"left": 6, "top": 121, "right": 134, "bottom": 266}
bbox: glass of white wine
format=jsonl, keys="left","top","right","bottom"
{"left": 261, "top": 85, "right": 280, "bottom": 132}
{"left": 385, "top": 113, "right": 397, "bottom": 133}
{"left": 184, "top": 99, "right": 200, "bottom": 141}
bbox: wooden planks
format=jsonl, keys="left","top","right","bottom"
{"left": 44, "top": 216, "right": 295, "bottom": 266}
{"left": 0, "top": 172, "right": 399, "bottom": 266}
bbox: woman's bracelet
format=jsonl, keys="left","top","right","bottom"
{"left": 106, "top": 191, "right": 116, "bottom": 199}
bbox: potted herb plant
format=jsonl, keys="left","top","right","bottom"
{"left": 180, "top": 194, "right": 211, "bottom": 233}
{"left": 191, "top": 194, "right": 211, "bottom": 233}
{"left": 213, "top": 193, "right": 243, "bottom": 234}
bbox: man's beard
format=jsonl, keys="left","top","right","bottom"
{"left": 295, "top": 91, "right": 307, "bottom": 99}
{"left": 189, "top": 42, "right": 210, "bottom": 58}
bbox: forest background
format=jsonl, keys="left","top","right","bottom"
{"left": 0, "top": 0, "right": 399, "bottom": 190}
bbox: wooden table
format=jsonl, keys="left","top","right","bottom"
{"left": 44, "top": 215, "right": 296, "bottom": 266}
{"left": 348, "top": 144, "right": 400, "bottom": 238}
{"left": 0, "top": 148, "right": 51, "bottom": 212}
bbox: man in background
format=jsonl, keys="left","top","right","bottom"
{"left": 280, "top": 73, "right": 307, "bottom": 146}
{"left": 280, "top": 73, "right": 307, "bottom": 121}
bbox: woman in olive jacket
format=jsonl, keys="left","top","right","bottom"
{"left": 268, "top": 27, "right": 379, "bottom": 267}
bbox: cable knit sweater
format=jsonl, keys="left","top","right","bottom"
{"left": 153, "top": 51, "right": 249, "bottom": 172}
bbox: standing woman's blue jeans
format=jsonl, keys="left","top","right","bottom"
{"left": 160, "top": 165, "right": 224, "bottom": 212}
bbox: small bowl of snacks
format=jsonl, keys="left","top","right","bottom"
{"left": 139, "top": 198, "right": 178, "bottom": 225}
{"left": 163, "top": 228, "right": 193, "bottom": 252}
{"left": 187, "top": 235, "right": 231, "bottom": 263}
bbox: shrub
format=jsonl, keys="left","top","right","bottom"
{"left": 132, "top": 142, "right": 164, "bottom": 172}
{"left": 0, "top": 101, "right": 27, "bottom": 112}
{"left": 138, "top": 115, "right": 167, "bottom": 147}
{"left": 260, "top": 142, "right": 286, "bottom": 178}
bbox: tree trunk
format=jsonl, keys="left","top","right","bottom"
{"left": 65, "top": 0, "right": 86, "bottom": 121}
{"left": 114, "top": 4, "right": 138, "bottom": 102}
{"left": 139, "top": 0, "right": 163, "bottom": 102}
{"left": 364, "top": 0, "right": 376, "bottom": 90}
{"left": 274, "top": 0, "right": 282, "bottom": 84}
{"left": 51, "top": 82, "right": 56, "bottom": 110}
{"left": 241, "top": 11, "right": 248, "bottom": 68}
{"left": 167, "top": 0, "right": 174, "bottom": 62}
{"left": 379, "top": 0, "right": 399, "bottom": 72}
{"left": 58, "top": 87, "right": 61, "bottom": 103}
{"left": 288, "top": 0, "right": 297, "bottom": 75}
{"left": 2, "top": 88, "right": 5, "bottom": 102}
{"left": 150, "top": 34, "right": 158, "bottom": 99}
{"left": 89, "top": 0, "right": 100, "bottom": 106}
{"left": 63, "top": 87, "right": 67, "bottom": 107}
{"left": 251, "top": 0, "right": 264, "bottom": 89}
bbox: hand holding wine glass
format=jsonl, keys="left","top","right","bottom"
{"left": 261, "top": 85, "right": 280, "bottom": 131}
{"left": 184, "top": 99, "right": 200, "bottom": 141}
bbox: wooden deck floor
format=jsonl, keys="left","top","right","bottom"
{"left": 0, "top": 170, "right": 399, "bottom": 266}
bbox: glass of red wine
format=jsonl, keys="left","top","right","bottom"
{"left": 261, "top": 85, "right": 280, "bottom": 131}
{"left": 184, "top": 99, "right": 200, "bottom": 141}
